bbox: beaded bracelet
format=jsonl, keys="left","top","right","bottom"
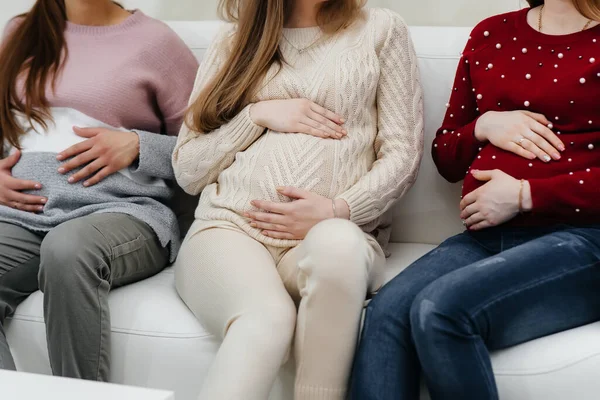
{"left": 332, "top": 199, "right": 338, "bottom": 219}
{"left": 518, "top": 179, "right": 524, "bottom": 214}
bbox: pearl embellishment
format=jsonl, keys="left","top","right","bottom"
{"left": 591, "top": 58, "right": 596, "bottom": 63}
{"left": 526, "top": 74, "right": 531, "bottom": 79}
{"left": 558, "top": 53, "right": 564, "bottom": 59}
{"left": 529, "top": 163, "right": 533, "bottom": 167}
{"left": 522, "top": 48, "right": 528, "bottom": 53}
{"left": 524, "top": 101, "right": 530, "bottom": 107}
{"left": 477, "top": 94, "right": 483, "bottom": 100}
{"left": 589, "top": 144, "right": 595, "bottom": 150}
{"left": 496, "top": 44, "right": 502, "bottom": 49}
{"left": 484, "top": 31, "right": 490, "bottom": 37}
{"left": 488, "top": 63, "right": 493, "bottom": 69}
{"left": 581, "top": 78, "right": 586, "bottom": 84}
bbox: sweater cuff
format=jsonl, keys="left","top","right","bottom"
{"left": 461, "top": 117, "right": 485, "bottom": 150}
{"left": 227, "top": 104, "right": 265, "bottom": 143}
{"left": 337, "top": 187, "right": 378, "bottom": 226}
{"left": 527, "top": 178, "right": 555, "bottom": 214}
{"left": 130, "top": 130, "right": 177, "bottom": 180}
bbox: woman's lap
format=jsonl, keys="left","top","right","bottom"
{"left": 352, "top": 225, "right": 600, "bottom": 399}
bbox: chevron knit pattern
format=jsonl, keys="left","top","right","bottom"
{"left": 173, "top": 8, "right": 424, "bottom": 252}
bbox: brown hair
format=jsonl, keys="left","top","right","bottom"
{"left": 188, "top": 0, "right": 364, "bottom": 134}
{"left": 0, "top": 0, "right": 68, "bottom": 155}
{"left": 527, "top": 0, "right": 600, "bottom": 20}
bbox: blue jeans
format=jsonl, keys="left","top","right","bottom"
{"left": 349, "top": 225, "right": 600, "bottom": 400}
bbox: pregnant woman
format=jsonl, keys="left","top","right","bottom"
{"left": 350, "top": 0, "right": 600, "bottom": 399}
{"left": 0, "top": 0, "right": 197, "bottom": 380}
{"left": 172, "top": 0, "right": 423, "bottom": 398}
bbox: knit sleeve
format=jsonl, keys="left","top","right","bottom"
{"left": 432, "top": 25, "right": 489, "bottom": 183}
{"left": 172, "top": 25, "right": 265, "bottom": 195}
{"left": 130, "top": 28, "right": 199, "bottom": 180}
{"left": 337, "top": 11, "right": 424, "bottom": 226}
{"left": 528, "top": 168, "right": 600, "bottom": 217}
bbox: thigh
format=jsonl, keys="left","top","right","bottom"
{"left": 0, "top": 223, "right": 42, "bottom": 275}
{"left": 174, "top": 226, "right": 296, "bottom": 338}
{"left": 277, "top": 227, "right": 386, "bottom": 302}
{"left": 0, "top": 223, "right": 42, "bottom": 318}
{"left": 41, "top": 213, "right": 168, "bottom": 288}
{"left": 368, "top": 232, "right": 494, "bottom": 315}
{"left": 421, "top": 226, "right": 600, "bottom": 350}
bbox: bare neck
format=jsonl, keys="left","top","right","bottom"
{"left": 64, "top": 0, "right": 130, "bottom": 26}
{"left": 285, "top": 0, "right": 324, "bottom": 28}
{"left": 533, "top": 0, "right": 598, "bottom": 34}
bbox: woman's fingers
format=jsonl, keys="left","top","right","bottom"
{"left": 250, "top": 220, "right": 288, "bottom": 232}
{"left": 521, "top": 110, "right": 550, "bottom": 126}
{"left": 12, "top": 203, "right": 44, "bottom": 213}
{"left": 310, "top": 102, "right": 345, "bottom": 125}
{"left": 464, "top": 212, "right": 486, "bottom": 228}
{"left": 302, "top": 116, "right": 338, "bottom": 138}
{"left": 6, "top": 190, "right": 47, "bottom": 206}
{"left": 261, "top": 230, "right": 296, "bottom": 240}
{"left": 460, "top": 203, "right": 478, "bottom": 220}
{"left": 83, "top": 167, "right": 113, "bottom": 187}
{"left": 59, "top": 149, "right": 97, "bottom": 174}
{"left": 469, "top": 219, "right": 494, "bottom": 231}
{"left": 529, "top": 122, "right": 564, "bottom": 157}
{"left": 519, "top": 137, "right": 553, "bottom": 163}
{"left": 505, "top": 142, "right": 536, "bottom": 160}
{"left": 297, "top": 121, "right": 331, "bottom": 138}
{"left": 68, "top": 159, "right": 105, "bottom": 184}
{"left": 8, "top": 176, "right": 42, "bottom": 191}
{"left": 245, "top": 210, "right": 287, "bottom": 224}
{"left": 308, "top": 111, "right": 346, "bottom": 137}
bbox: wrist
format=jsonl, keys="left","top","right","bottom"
{"left": 473, "top": 112, "right": 491, "bottom": 142}
{"left": 521, "top": 180, "right": 533, "bottom": 212}
{"left": 333, "top": 198, "right": 350, "bottom": 220}
{"left": 130, "top": 131, "right": 141, "bottom": 157}
{"left": 249, "top": 102, "right": 266, "bottom": 127}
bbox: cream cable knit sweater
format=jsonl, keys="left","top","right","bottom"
{"left": 173, "top": 8, "right": 424, "bottom": 251}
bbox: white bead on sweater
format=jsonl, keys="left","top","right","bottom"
{"left": 173, "top": 8, "right": 424, "bottom": 251}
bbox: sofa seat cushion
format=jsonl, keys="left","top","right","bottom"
{"left": 7, "top": 243, "right": 600, "bottom": 400}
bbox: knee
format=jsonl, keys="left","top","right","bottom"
{"left": 39, "top": 222, "right": 109, "bottom": 289}
{"left": 235, "top": 301, "right": 297, "bottom": 351}
{"left": 409, "top": 279, "right": 472, "bottom": 343}
{"left": 301, "top": 219, "right": 369, "bottom": 285}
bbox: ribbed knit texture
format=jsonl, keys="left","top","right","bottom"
{"left": 173, "top": 8, "right": 424, "bottom": 251}
{"left": 1, "top": 11, "right": 198, "bottom": 260}
{"left": 434, "top": 8, "right": 600, "bottom": 227}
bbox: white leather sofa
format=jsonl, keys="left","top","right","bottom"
{"left": 6, "top": 19, "right": 600, "bottom": 400}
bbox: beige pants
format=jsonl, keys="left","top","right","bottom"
{"left": 175, "top": 218, "right": 385, "bottom": 400}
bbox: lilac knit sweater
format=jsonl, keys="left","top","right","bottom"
{"left": 0, "top": 11, "right": 199, "bottom": 260}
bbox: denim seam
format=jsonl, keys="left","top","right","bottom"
{"left": 472, "top": 336, "right": 499, "bottom": 399}
{"left": 470, "top": 259, "right": 600, "bottom": 320}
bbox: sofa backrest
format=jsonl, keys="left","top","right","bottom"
{"left": 166, "top": 21, "right": 473, "bottom": 245}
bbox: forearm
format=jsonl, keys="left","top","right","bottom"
{"left": 172, "top": 105, "right": 265, "bottom": 195}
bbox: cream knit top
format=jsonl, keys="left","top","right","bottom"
{"left": 173, "top": 8, "right": 424, "bottom": 251}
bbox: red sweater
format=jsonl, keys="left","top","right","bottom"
{"left": 433, "top": 8, "right": 600, "bottom": 227}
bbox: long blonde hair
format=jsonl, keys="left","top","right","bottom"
{"left": 187, "top": 0, "right": 364, "bottom": 134}
{"left": 527, "top": 0, "right": 600, "bottom": 20}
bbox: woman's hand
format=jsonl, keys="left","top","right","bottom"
{"left": 0, "top": 151, "right": 46, "bottom": 213}
{"left": 474, "top": 111, "right": 565, "bottom": 162}
{"left": 57, "top": 127, "right": 140, "bottom": 187}
{"left": 245, "top": 187, "right": 350, "bottom": 240}
{"left": 459, "top": 169, "right": 532, "bottom": 231}
{"left": 250, "top": 99, "right": 347, "bottom": 139}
